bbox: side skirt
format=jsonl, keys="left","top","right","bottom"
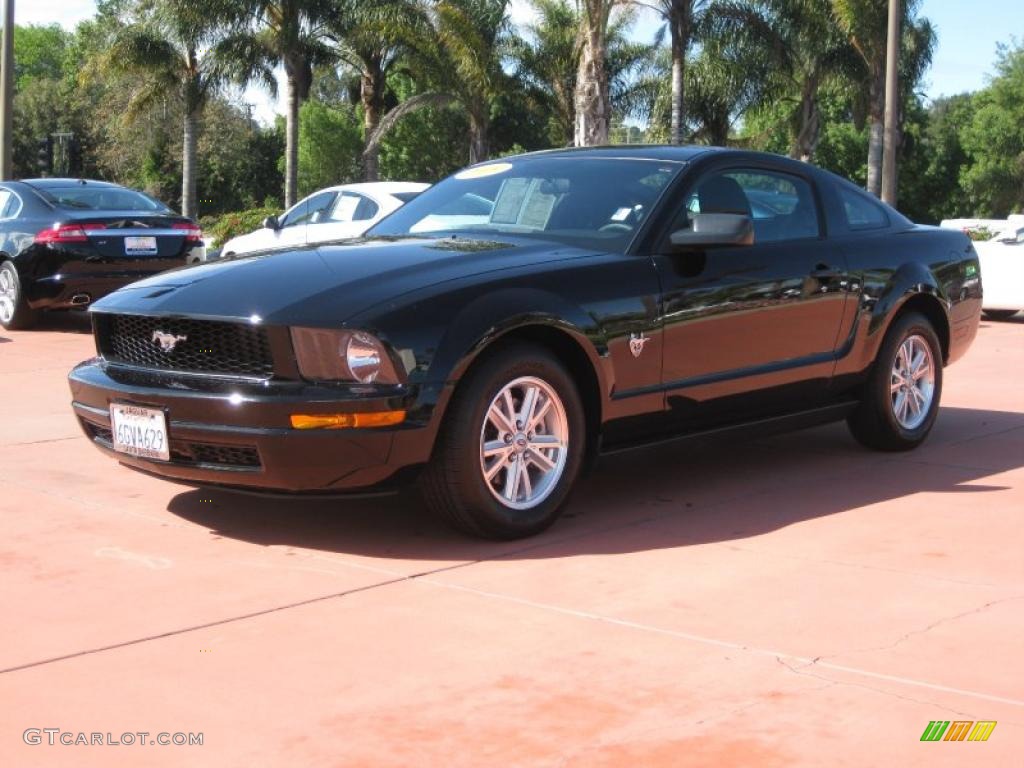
{"left": 599, "top": 401, "right": 859, "bottom": 456}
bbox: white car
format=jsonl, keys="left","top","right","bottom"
{"left": 941, "top": 215, "right": 1024, "bottom": 321}
{"left": 220, "top": 182, "right": 429, "bottom": 256}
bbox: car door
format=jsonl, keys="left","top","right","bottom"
{"left": 652, "top": 165, "right": 849, "bottom": 425}
{"left": 309, "top": 192, "right": 380, "bottom": 244}
{"left": 262, "top": 191, "right": 337, "bottom": 250}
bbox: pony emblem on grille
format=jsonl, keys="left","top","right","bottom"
{"left": 152, "top": 330, "right": 187, "bottom": 352}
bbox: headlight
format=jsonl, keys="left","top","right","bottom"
{"left": 290, "top": 327, "right": 402, "bottom": 385}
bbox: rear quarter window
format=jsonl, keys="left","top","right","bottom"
{"left": 840, "top": 187, "right": 889, "bottom": 230}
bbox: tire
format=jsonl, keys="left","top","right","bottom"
{"left": 847, "top": 312, "right": 943, "bottom": 452}
{"left": 0, "top": 260, "right": 39, "bottom": 331}
{"left": 419, "top": 343, "right": 586, "bottom": 539}
{"left": 982, "top": 309, "right": 1019, "bottom": 321}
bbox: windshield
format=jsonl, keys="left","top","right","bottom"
{"left": 40, "top": 186, "right": 171, "bottom": 213}
{"left": 370, "top": 157, "right": 682, "bottom": 252}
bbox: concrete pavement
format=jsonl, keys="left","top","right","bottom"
{"left": 1, "top": 311, "right": 1022, "bottom": 766}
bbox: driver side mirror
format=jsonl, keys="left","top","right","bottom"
{"left": 262, "top": 215, "right": 280, "bottom": 230}
{"left": 670, "top": 213, "right": 754, "bottom": 249}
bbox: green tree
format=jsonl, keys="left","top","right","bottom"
{"left": 647, "top": 1, "right": 709, "bottom": 145}
{"left": 13, "top": 25, "right": 70, "bottom": 89}
{"left": 214, "top": 0, "right": 336, "bottom": 206}
{"left": 708, "top": 0, "right": 859, "bottom": 161}
{"left": 831, "top": 0, "right": 934, "bottom": 196}
{"left": 960, "top": 43, "right": 1024, "bottom": 216}
{"left": 99, "top": 0, "right": 227, "bottom": 217}
{"left": 513, "top": 0, "right": 660, "bottom": 147}
{"left": 327, "top": 0, "right": 428, "bottom": 180}
{"left": 295, "top": 100, "right": 364, "bottom": 195}
{"left": 367, "top": 0, "right": 511, "bottom": 164}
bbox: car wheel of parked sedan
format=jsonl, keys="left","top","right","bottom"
{"left": 0, "top": 261, "right": 39, "bottom": 331}
{"left": 982, "top": 309, "right": 1019, "bottom": 321}
{"left": 420, "top": 343, "right": 585, "bottom": 539}
{"left": 847, "top": 312, "right": 943, "bottom": 452}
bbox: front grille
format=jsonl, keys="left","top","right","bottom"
{"left": 95, "top": 314, "right": 274, "bottom": 378}
{"left": 84, "top": 421, "right": 261, "bottom": 470}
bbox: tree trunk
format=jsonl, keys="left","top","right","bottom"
{"left": 575, "top": 3, "right": 609, "bottom": 146}
{"left": 181, "top": 110, "right": 198, "bottom": 219}
{"left": 469, "top": 112, "right": 489, "bottom": 164}
{"left": 669, "top": 7, "right": 688, "bottom": 145}
{"left": 361, "top": 61, "right": 384, "bottom": 182}
{"left": 284, "top": 75, "right": 300, "bottom": 207}
{"left": 866, "top": 72, "right": 885, "bottom": 197}
{"left": 793, "top": 78, "right": 821, "bottom": 163}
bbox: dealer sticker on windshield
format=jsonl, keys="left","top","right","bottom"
{"left": 455, "top": 162, "right": 513, "bottom": 180}
{"left": 110, "top": 404, "right": 169, "bottom": 461}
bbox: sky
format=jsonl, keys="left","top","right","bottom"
{"left": 15, "top": 0, "right": 1021, "bottom": 123}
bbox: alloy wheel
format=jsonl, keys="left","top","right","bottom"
{"left": 479, "top": 376, "right": 569, "bottom": 510}
{"left": 890, "top": 334, "right": 936, "bottom": 430}
{"left": 0, "top": 266, "right": 16, "bottom": 325}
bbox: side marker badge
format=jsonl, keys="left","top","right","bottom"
{"left": 629, "top": 333, "right": 650, "bottom": 359}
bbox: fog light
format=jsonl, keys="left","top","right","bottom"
{"left": 290, "top": 411, "right": 406, "bottom": 430}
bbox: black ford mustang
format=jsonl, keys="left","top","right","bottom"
{"left": 0, "top": 179, "right": 206, "bottom": 330}
{"left": 68, "top": 148, "right": 982, "bottom": 538}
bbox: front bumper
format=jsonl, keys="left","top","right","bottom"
{"left": 69, "top": 360, "right": 439, "bottom": 494}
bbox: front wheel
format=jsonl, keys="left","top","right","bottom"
{"left": 0, "top": 261, "right": 39, "bottom": 331}
{"left": 419, "top": 344, "right": 585, "bottom": 539}
{"left": 847, "top": 312, "right": 943, "bottom": 452}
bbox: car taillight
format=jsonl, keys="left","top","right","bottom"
{"left": 34, "top": 222, "right": 105, "bottom": 244}
{"left": 173, "top": 222, "right": 203, "bottom": 243}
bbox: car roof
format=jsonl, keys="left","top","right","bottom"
{"left": 511, "top": 145, "right": 726, "bottom": 163}
{"left": 315, "top": 181, "right": 430, "bottom": 198}
{"left": 21, "top": 178, "right": 126, "bottom": 189}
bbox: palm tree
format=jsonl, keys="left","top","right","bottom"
{"left": 832, "top": 0, "right": 934, "bottom": 196}
{"left": 213, "top": 0, "right": 336, "bottom": 206}
{"left": 327, "top": 0, "right": 427, "bottom": 180}
{"left": 365, "top": 0, "right": 511, "bottom": 165}
{"left": 511, "top": 0, "right": 578, "bottom": 145}
{"left": 512, "top": 0, "right": 659, "bottom": 147}
{"left": 644, "top": 0, "right": 709, "bottom": 145}
{"left": 575, "top": 0, "right": 621, "bottom": 146}
{"left": 707, "top": 0, "right": 859, "bottom": 162}
{"left": 99, "top": 0, "right": 223, "bottom": 218}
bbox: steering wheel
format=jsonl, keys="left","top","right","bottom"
{"left": 599, "top": 223, "right": 633, "bottom": 234}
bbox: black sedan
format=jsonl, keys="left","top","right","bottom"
{"left": 68, "top": 148, "right": 982, "bottom": 538}
{"left": 0, "top": 179, "right": 205, "bottom": 330}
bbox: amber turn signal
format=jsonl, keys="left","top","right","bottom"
{"left": 289, "top": 411, "right": 406, "bottom": 430}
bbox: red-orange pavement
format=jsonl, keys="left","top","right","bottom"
{"left": 1, "top": 312, "right": 1022, "bottom": 767}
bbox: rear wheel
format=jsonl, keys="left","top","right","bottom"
{"left": 847, "top": 312, "right": 943, "bottom": 451}
{"left": 0, "top": 261, "right": 39, "bottom": 331}
{"left": 982, "top": 309, "right": 1019, "bottom": 321}
{"left": 419, "top": 344, "right": 585, "bottom": 539}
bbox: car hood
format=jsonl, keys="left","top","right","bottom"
{"left": 90, "top": 235, "right": 592, "bottom": 325}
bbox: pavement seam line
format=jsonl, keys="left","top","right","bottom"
{"left": 420, "top": 578, "right": 1024, "bottom": 709}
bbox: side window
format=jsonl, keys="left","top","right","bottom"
{"left": 306, "top": 192, "right": 338, "bottom": 224}
{"left": 676, "top": 169, "right": 821, "bottom": 243}
{"left": 329, "top": 193, "right": 360, "bottom": 223}
{"left": 0, "top": 189, "right": 11, "bottom": 218}
{"left": 330, "top": 193, "right": 380, "bottom": 223}
{"left": 278, "top": 199, "right": 309, "bottom": 228}
{"left": 839, "top": 187, "right": 889, "bottom": 230}
{"left": 352, "top": 195, "right": 379, "bottom": 221}
{"left": 281, "top": 192, "right": 337, "bottom": 228}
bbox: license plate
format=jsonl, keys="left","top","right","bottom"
{"left": 109, "top": 404, "right": 169, "bottom": 461}
{"left": 125, "top": 236, "right": 158, "bottom": 255}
